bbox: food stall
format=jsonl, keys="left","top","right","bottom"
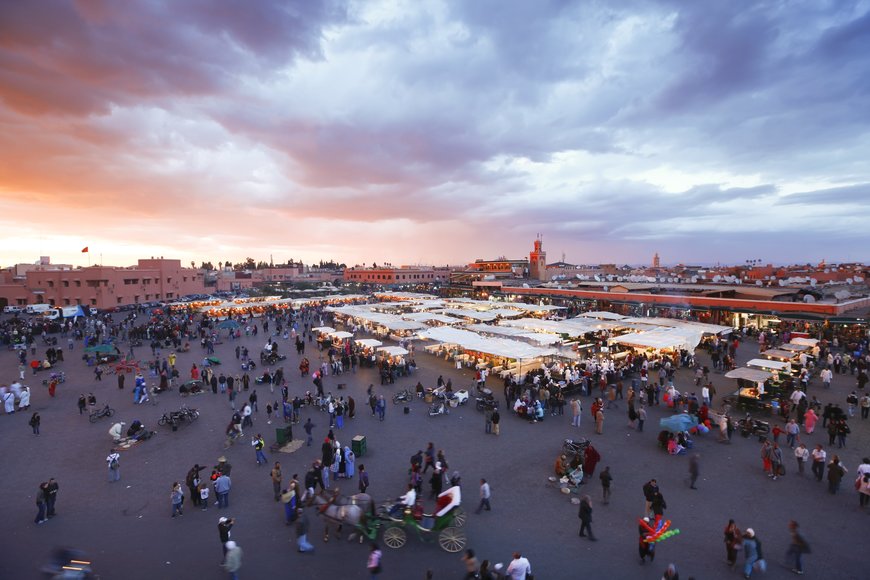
{"left": 746, "top": 358, "right": 792, "bottom": 383}
{"left": 724, "top": 367, "right": 777, "bottom": 413}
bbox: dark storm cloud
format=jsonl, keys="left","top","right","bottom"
{"left": 0, "top": 0, "right": 347, "bottom": 116}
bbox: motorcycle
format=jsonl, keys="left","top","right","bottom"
{"left": 738, "top": 414, "right": 770, "bottom": 440}
{"left": 88, "top": 404, "right": 115, "bottom": 423}
{"left": 392, "top": 389, "right": 413, "bottom": 405}
{"left": 475, "top": 394, "right": 499, "bottom": 412}
{"left": 41, "top": 547, "right": 95, "bottom": 579}
{"left": 428, "top": 400, "right": 450, "bottom": 417}
{"left": 158, "top": 405, "right": 199, "bottom": 428}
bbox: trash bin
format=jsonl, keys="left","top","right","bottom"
{"left": 352, "top": 435, "right": 366, "bottom": 458}
{"left": 275, "top": 425, "right": 293, "bottom": 446}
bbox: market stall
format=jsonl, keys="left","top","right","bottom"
{"left": 724, "top": 367, "right": 778, "bottom": 413}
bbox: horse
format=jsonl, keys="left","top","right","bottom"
{"left": 310, "top": 489, "right": 374, "bottom": 542}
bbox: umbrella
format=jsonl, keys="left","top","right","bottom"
{"left": 659, "top": 414, "right": 698, "bottom": 433}
{"left": 218, "top": 320, "right": 241, "bottom": 330}
{"left": 85, "top": 344, "right": 117, "bottom": 354}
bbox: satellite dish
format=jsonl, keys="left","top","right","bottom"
{"left": 713, "top": 275, "right": 721, "bottom": 283}
{"left": 691, "top": 276, "right": 698, "bottom": 283}
{"left": 756, "top": 280, "right": 763, "bottom": 286}
{"left": 810, "top": 279, "right": 817, "bottom": 287}
{"left": 778, "top": 280, "right": 785, "bottom": 286}
{"left": 846, "top": 278, "right": 854, "bottom": 284}
{"left": 803, "top": 295, "right": 816, "bottom": 303}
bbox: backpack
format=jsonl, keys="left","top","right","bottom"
{"left": 110, "top": 457, "right": 119, "bottom": 469}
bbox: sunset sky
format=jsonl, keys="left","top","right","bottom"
{"left": 1, "top": 0, "right": 869, "bottom": 269}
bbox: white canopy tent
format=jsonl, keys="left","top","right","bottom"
{"left": 354, "top": 338, "right": 383, "bottom": 348}
{"left": 576, "top": 311, "right": 626, "bottom": 321}
{"left": 401, "top": 312, "right": 463, "bottom": 325}
{"left": 417, "top": 326, "right": 556, "bottom": 361}
{"left": 465, "top": 324, "right": 563, "bottom": 346}
{"left": 725, "top": 367, "right": 774, "bottom": 381}
{"left": 439, "top": 308, "right": 500, "bottom": 322}
{"left": 609, "top": 327, "right": 705, "bottom": 351}
{"left": 329, "top": 331, "right": 354, "bottom": 340}
{"left": 746, "top": 358, "right": 791, "bottom": 372}
{"left": 378, "top": 346, "right": 409, "bottom": 356}
{"left": 789, "top": 338, "right": 819, "bottom": 347}
{"left": 779, "top": 343, "right": 810, "bottom": 353}
{"left": 621, "top": 317, "right": 732, "bottom": 335}
{"left": 312, "top": 326, "right": 336, "bottom": 334}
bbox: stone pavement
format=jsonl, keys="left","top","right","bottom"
{"left": 1, "top": 319, "right": 867, "bottom": 579}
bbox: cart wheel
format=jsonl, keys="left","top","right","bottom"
{"left": 158, "top": 416, "right": 167, "bottom": 426}
{"left": 452, "top": 507, "right": 467, "bottom": 527}
{"left": 383, "top": 526, "right": 407, "bottom": 549}
{"left": 438, "top": 527, "right": 466, "bottom": 553}
{"left": 88, "top": 413, "right": 98, "bottom": 424}
{"left": 107, "top": 408, "right": 115, "bottom": 417}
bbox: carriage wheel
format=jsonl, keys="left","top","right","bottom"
{"left": 452, "top": 508, "right": 467, "bottom": 527}
{"left": 438, "top": 527, "right": 466, "bottom": 553}
{"left": 383, "top": 526, "right": 406, "bottom": 549}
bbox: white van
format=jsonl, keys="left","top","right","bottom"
{"left": 25, "top": 304, "right": 52, "bottom": 315}
{"left": 3, "top": 305, "right": 23, "bottom": 314}
{"left": 43, "top": 310, "right": 60, "bottom": 320}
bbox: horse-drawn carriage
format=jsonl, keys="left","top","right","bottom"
{"left": 378, "top": 486, "right": 467, "bottom": 552}
{"left": 311, "top": 486, "right": 467, "bottom": 553}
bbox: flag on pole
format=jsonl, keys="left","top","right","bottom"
{"left": 81, "top": 247, "right": 89, "bottom": 253}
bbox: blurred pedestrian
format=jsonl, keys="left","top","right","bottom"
{"left": 296, "top": 509, "right": 314, "bottom": 553}
{"left": 45, "top": 478, "right": 58, "bottom": 518}
{"left": 367, "top": 542, "right": 383, "bottom": 578}
{"left": 29, "top": 412, "right": 40, "bottom": 435}
{"left": 222, "top": 540, "right": 242, "bottom": 580}
{"left": 170, "top": 482, "right": 184, "bottom": 517}
{"left": 107, "top": 449, "right": 121, "bottom": 482}
{"left": 578, "top": 495, "right": 596, "bottom": 540}
{"left": 600, "top": 466, "right": 612, "bottom": 504}
{"left": 786, "top": 520, "right": 810, "bottom": 575}
{"left": 688, "top": 454, "right": 700, "bottom": 489}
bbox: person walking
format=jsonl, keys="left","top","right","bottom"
{"left": 743, "top": 528, "right": 767, "bottom": 578}
{"left": 811, "top": 444, "right": 826, "bottom": 481}
{"left": 599, "top": 466, "right": 612, "bottom": 504}
{"left": 595, "top": 407, "right": 604, "bottom": 434}
{"left": 637, "top": 404, "right": 646, "bottom": 432}
{"left": 170, "top": 482, "right": 184, "bottom": 517}
{"left": 794, "top": 444, "right": 809, "bottom": 476}
{"left": 475, "top": 479, "right": 491, "bottom": 514}
{"left": 358, "top": 464, "right": 370, "bottom": 494}
{"left": 492, "top": 408, "right": 500, "bottom": 435}
{"left": 303, "top": 418, "right": 315, "bottom": 446}
{"left": 270, "top": 462, "right": 282, "bottom": 502}
{"left": 376, "top": 395, "right": 386, "bottom": 421}
{"left": 827, "top": 455, "right": 847, "bottom": 494}
{"left": 688, "top": 454, "right": 700, "bottom": 489}
{"left": 218, "top": 517, "right": 234, "bottom": 559}
{"left": 506, "top": 552, "right": 531, "bottom": 580}
{"left": 34, "top": 482, "right": 49, "bottom": 524}
{"left": 571, "top": 398, "right": 581, "bottom": 427}
{"left": 107, "top": 449, "right": 121, "bottom": 482}
{"left": 578, "top": 494, "right": 596, "bottom": 540}
{"left": 296, "top": 508, "right": 314, "bottom": 553}
{"left": 215, "top": 472, "right": 232, "bottom": 508}
{"left": 461, "top": 549, "right": 479, "bottom": 580}
{"left": 45, "top": 478, "right": 59, "bottom": 518}
{"left": 785, "top": 419, "right": 800, "bottom": 448}
{"left": 252, "top": 434, "right": 267, "bottom": 465}
{"left": 29, "top": 412, "right": 41, "bottom": 435}
{"left": 484, "top": 407, "right": 493, "bottom": 434}
{"left": 77, "top": 394, "right": 87, "bottom": 415}
{"left": 222, "top": 540, "right": 242, "bottom": 580}
{"left": 786, "top": 520, "right": 810, "bottom": 575}
{"left": 724, "top": 519, "right": 741, "bottom": 568}
{"left": 367, "top": 542, "right": 383, "bottom": 579}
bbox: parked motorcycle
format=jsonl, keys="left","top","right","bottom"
{"left": 392, "top": 389, "right": 413, "bottom": 405}
{"left": 475, "top": 394, "right": 499, "bottom": 412}
{"left": 88, "top": 404, "right": 115, "bottom": 423}
{"left": 738, "top": 414, "right": 770, "bottom": 440}
{"left": 428, "top": 400, "right": 450, "bottom": 417}
{"left": 158, "top": 405, "right": 200, "bottom": 428}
